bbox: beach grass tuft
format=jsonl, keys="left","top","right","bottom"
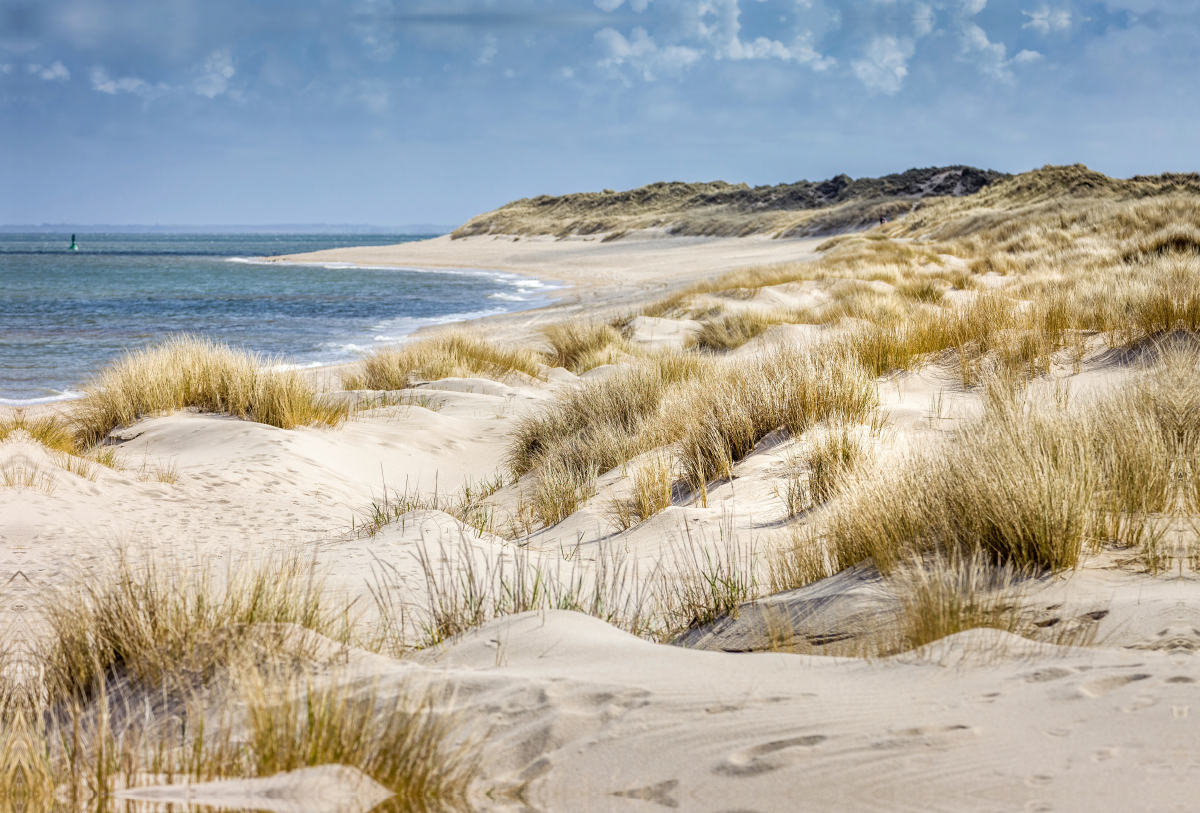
{"left": 71, "top": 336, "right": 348, "bottom": 448}
{"left": 344, "top": 329, "right": 544, "bottom": 390}
{"left": 38, "top": 549, "right": 347, "bottom": 704}
{"left": 540, "top": 320, "right": 629, "bottom": 372}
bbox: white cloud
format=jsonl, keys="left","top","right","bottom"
{"left": 28, "top": 61, "right": 70, "bottom": 81}
{"left": 194, "top": 50, "right": 235, "bottom": 98}
{"left": 359, "top": 81, "right": 388, "bottom": 112}
{"left": 595, "top": 0, "right": 651, "bottom": 10}
{"left": 960, "top": 21, "right": 1013, "bottom": 82}
{"left": 693, "top": 0, "right": 833, "bottom": 68}
{"left": 1023, "top": 7, "right": 1072, "bottom": 34}
{"left": 596, "top": 26, "right": 701, "bottom": 80}
{"left": 1013, "top": 49, "right": 1044, "bottom": 63}
{"left": 475, "top": 34, "right": 498, "bottom": 66}
{"left": 90, "top": 66, "right": 171, "bottom": 98}
{"left": 0, "top": 64, "right": 11, "bottom": 75}
{"left": 959, "top": 0, "right": 987, "bottom": 15}
{"left": 913, "top": 3, "right": 935, "bottom": 36}
{"left": 851, "top": 35, "right": 914, "bottom": 94}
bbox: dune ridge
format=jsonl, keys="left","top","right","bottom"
{"left": 4, "top": 165, "right": 1200, "bottom": 811}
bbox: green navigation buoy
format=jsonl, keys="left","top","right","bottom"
{"left": 69, "top": 234, "right": 78, "bottom": 251}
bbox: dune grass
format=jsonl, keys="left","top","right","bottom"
{"left": 0, "top": 411, "right": 127, "bottom": 485}
{"left": 540, "top": 321, "right": 629, "bottom": 372}
{"left": 0, "top": 459, "right": 57, "bottom": 493}
{"left": 370, "top": 537, "right": 657, "bottom": 650}
{"left": 767, "top": 526, "right": 835, "bottom": 594}
{"left": 0, "top": 411, "right": 77, "bottom": 453}
{"left": 893, "top": 554, "right": 1022, "bottom": 651}
{"left": 343, "top": 329, "right": 543, "bottom": 390}
{"left": 668, "top": 343, "right": 877, "bottom": 499}
{"left": 240, "top": 668, "right": 479, "bottom": 807}
{"left": 0, "top": 550, "right": 478, "bottom": 812}
{"left": 529, "top": 456, "right": 599, "bottom": 527}
{"left": 71, "top": 336, "right": 348, "bottom": 448}
{"left": 38, "top": 550, "right": 348, "bottom": 704}
{"left": 354, "top": 474, "right": 506, "bottom": 539}
{"left": 658, "top": 531, "right": 759, "bottom": 635}
{"left": 610, "top": 452, "right": 676, "bottom": 530}
{"left": 773, "top": 420, "right": 873, "bottom": 518}
{"left": 823, "top": 373, "right": 1098, "bottom": 574}
{"left": 506, "top": 350, "right": 709, "bottom": 480}
{"left": 689, "top": 310, "right": 777, "bottom": 351}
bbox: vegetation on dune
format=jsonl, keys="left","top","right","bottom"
{"left": 452, "top": 166, "right": 1007, "bottom": 240}
{"left": 688, "top": 310, "right": 778, "bottom": 351}
{"left": 0, "top": 551, "right": 478, "bottom": 813}
{"left": 539, "top": 320, "right": 629, "bottom": 373}
{"left": 343, "top": 329, "right": 544, "bottom": 390}
{"left": 71, "top": 335, "right": 348, "bottom": 448}
{"left": 11, "top": 169, "right": 1200, "bottom": 804}
{"left": 38, "top": 550, "right": 346, "bottom": 703}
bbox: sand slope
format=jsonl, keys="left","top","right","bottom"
{"left": 5, "top": 233, "right": 1200, "bottom": 812}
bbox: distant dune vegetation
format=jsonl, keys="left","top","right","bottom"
{"left": 451, "top": 164, "right": 1200, "bottom": 240}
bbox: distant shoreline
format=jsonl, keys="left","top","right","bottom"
{"left": 0, "top": 225, "right": 458, "bottom": 235}
{"left": 266, "top": 230, "right": 828, "bottom": 345}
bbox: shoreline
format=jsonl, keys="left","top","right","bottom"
{"left": 267, "top": 230, "right": 829, "bottom": 346}
{"left": 3, "top": 230, "right": 829, "bottom": 410}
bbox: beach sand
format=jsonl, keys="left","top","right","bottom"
{"left": 269, "top": 231, "right": 828, "bottom": 343}
{"left": 4, "top": 231, "right": 1198, "bottom": 812}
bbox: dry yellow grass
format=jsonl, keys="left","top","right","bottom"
{"left": 72, "top": 336, "right": 348, "bottom": 448}
{"left": 344, "top": 328, "right": 543, "bottom": 390}
{"left": 506, "top": 350, "right": 709, "bottom": 480}
{"left": 893, "top": 554, "right": 1022, "bottom": 651}
{"left": 0, "top": 549, "right": 478, "bottom": 813}
{"left": 540, "top": 320, "right": 629, "bottom": 372}
{"left": 668, "top": 343, "right": 877, "bottom": 499}
{"left": 0, "top": 411, "right": 126, "bottom": 483}
{"left": 689, "top": 310, "right": 777, "bottom": 351}
{"left": 610, "top": 452, "right": 676, "bottom": 530}
{"left": 239, "top": 667, "right": 479, "bottom": 807}
{"left": 0, "top": 460, "right": 56, "bottom": 493}
{"left": 823, "top": 373, "right": 1098, "bottom": 574}
{"left": 38, "top": 549, "right": 347, "bottom": 703}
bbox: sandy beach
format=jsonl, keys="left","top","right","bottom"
{"left": 268, "top": 231, "right": 828, "bottom": 343}
{"left": 5, "top": 180, "right": 1200, "bottom": 812}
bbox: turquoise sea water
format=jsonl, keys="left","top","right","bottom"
{"left": 0, "top": 233, "right": 553, "bottom": 405}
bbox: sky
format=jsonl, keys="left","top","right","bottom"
{"left": 2, "top": 0, "right": 1197, "bottom": 226}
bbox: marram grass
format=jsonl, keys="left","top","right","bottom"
{"left": 72, "top": 335, "right": 348, "bottom": 447}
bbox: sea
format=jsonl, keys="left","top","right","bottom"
{"left": 0, "top": 233, "right": 555, "bottom": 406}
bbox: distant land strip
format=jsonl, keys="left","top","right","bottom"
{"left": 453, "top": 164, "right": 1200, "bottom": 241}
{"left": 0, "top": 224, "right": 457, "bottom": 235}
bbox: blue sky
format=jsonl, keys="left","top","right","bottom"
{"left": 2, "top": 0, "right": 1196, "bottom": 226}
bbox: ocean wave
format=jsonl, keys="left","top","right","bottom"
{"left": 227, "top": 256, "right": 563, "bottom": 294}
{"left": 489, "top": 293, "right": 528, "bottom": 302}
{"left": 320, "top": 343, "right": 374, "bottom": 354}
{"left": 267, "top": 361, "right": 326, "bottom": 372}
{"left": 0, "top": 389, "right": 86, "bottom": 407}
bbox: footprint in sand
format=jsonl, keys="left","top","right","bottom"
{"left": 612, "top": 779, "right": 680, "bottom": 808}
{"left": 1079, "top": 673, "right": 1151, "bottom": 697}
{"left": 1024, "top": 667, "right": 1074, "bottom": 683}
{"left": 715, "top": 735, "right": 827, "bottom": 777}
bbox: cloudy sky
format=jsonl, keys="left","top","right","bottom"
{"left": 2, "top": 0, "right": 1195, "bottom": 226}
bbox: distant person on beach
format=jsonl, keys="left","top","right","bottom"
{"left": 879, "top": 216, "right": 886, "bottom": 226}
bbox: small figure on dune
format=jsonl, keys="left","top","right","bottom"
{"left": 879, "top": 216, "right": 887, "bottom": 227}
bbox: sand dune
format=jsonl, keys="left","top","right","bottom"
{"left": 6, "top": 204, "right": 1200, "bottom": 812}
